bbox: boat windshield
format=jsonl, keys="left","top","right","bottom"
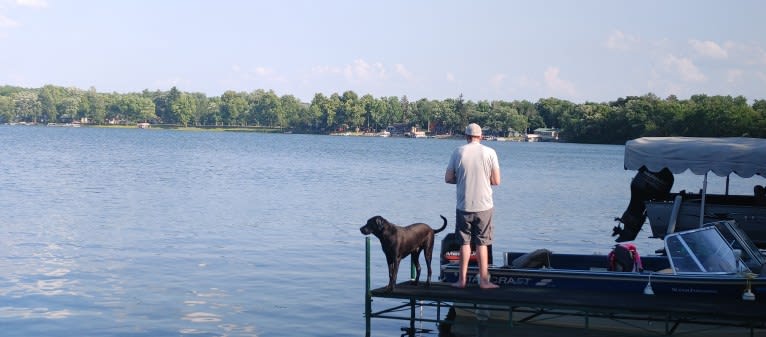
{"left": 710, "top": 220, "right": 765, "bottom": 272}
{"left": 665, "top": 226, "right": 750, "bottom": 274}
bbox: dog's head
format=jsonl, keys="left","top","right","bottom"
{"left": 360, "top": 215, "right": 387, "bottom": 235}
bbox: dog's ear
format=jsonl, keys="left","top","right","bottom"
{"left": 374, "top": 216, "right": 386, "bottom": 231}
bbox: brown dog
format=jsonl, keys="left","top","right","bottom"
{"left": 360, "top": 215, "right": 448, "bottom": 291}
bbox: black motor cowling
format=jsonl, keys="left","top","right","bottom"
{"left": 612, "top": 167, "right": 674, "bottom": 242}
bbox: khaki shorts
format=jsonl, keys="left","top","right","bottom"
{"left": 455, "top": 208, "right": 494, "bottom": 246}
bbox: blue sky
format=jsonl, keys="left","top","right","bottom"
{"left": 1, "top": 0, "right": 764, "bottom": 103}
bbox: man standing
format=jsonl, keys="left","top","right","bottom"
{"left": 445, "top": 123, "right": 501, "bottom": 289}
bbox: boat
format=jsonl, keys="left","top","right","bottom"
{"left": 440, "top": 220, "right": 766, "bottom": 301}
{"left": 47, "top": 122, "right": 80, "bottom": 127}
{"left": 612, "top": 137, "right": 766, "bottom": 247}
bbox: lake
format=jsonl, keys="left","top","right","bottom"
{"left": 0, "top": 126, "right": 759, "bottom": 336}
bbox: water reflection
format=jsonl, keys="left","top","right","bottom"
{"left": 0, "top": 307, "right": 73, "bottom": 319}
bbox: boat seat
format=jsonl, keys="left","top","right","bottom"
{"left": 755, "top": 185, "right": 766, "bottom": 206}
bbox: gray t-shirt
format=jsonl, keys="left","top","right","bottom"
{"left": 447, "top": 142, "right": 500, "bottom": 212}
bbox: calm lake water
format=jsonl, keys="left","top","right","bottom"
{"left": 1, "top": 126, "right": 761, "bottom": 336}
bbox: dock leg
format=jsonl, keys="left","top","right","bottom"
{"left": 365, "top": 237, "right": 371, "bottom": 337}
{"left": 409, "top": 298, "right": 416, "bottom": 337}
{"left": 508, "top": 306, "right": 514, "bottom": 327}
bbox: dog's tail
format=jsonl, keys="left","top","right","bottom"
{"left": 434, "top": 215, "right": 448, "bottom": 233}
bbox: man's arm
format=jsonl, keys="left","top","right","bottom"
{"left": 445, "top": 169, "right": 456, "bottom": 184}
{"left": 490, "top": 168, "right": 501, "bottom": 185}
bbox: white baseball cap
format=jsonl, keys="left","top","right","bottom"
{"left": 465, "top": 123, "right": 482, "bottom": 136}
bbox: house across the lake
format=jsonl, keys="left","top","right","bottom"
{"left": 527, "top": 128, "right": 559, "bottom": 142}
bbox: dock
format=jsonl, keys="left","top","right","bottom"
{"left": 363, "top": 237, "right": 766, "bottom": 336}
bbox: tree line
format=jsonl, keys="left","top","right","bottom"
{"left": 1, "top": 84, "right": 764, "bottom": 144}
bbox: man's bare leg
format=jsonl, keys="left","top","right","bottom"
{"left": 450, "top": 244, "right": 471, "bottom": 288}
{"left": 477, "top": 245, "right": 498, "bottom": 289}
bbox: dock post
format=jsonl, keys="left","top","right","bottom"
{"left": 409, "top": 257, "right": 416, "bottom": 336}
{"left": 409, "top": 298, "right": 416, "bottom": 337}
{"left": 508, "top": 306, "right": 514, "bottom": 327}
{"left": 365, "top": 237, "right": 371, "bottom": 337}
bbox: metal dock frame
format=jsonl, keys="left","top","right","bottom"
{"left": 364, "top": 238, "right": 766, "bottom": 337}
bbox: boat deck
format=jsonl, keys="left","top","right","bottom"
{"left": 367, "top": 282, "right": 766, "bottom": 336}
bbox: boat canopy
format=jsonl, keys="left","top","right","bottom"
{"left": 624, "top": 137, "right": 766, "bottom": 178}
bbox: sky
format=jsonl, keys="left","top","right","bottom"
{"left": 0, "top": 0, "right": 764, "bottom": 104}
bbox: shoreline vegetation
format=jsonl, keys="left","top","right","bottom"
{"left": 7, "top": 122, "right": 533, "bottom": 141}
{"left": 1, "top": 84, "right": 765, "bottom": 144}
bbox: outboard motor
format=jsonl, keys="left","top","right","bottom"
{"left": 612, "top": 167, "right": 674, "bottom": 242}
{"left": 439, "top": 233, "right": 492, "bottom": 266}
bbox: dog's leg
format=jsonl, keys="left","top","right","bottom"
{"left": 387, "top": 257, "right": 399, "bottom": 291}
{"left": 410, "top": 251, "right": 422, "bottom": 286}
{"left": 424, "top": 240, "right": 434, "bottom": 287}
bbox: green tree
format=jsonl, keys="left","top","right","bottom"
{"left": 752, "top": 99, "right": 766, "bottom": 137}
{"left": 189, "top": 93, "right": 209, "bottom": 126}
{"left": 170, "top": 93, "right": 195, "bottom": 126}
{"left": 249, "top": 90, "right": 283, "bottom": 127}
{"left": 681, "top": 95, "right": 756, "bottom": 137}
{"left": 324, "top": 93, "right": 341, "bottom": 130}
{"left": 38, "top": 84, "right": 64, "bottom": 123}
{"left": 456, "top": 94, "right": 467, "bottom": 128}
{"left": 413, "top": 98, "right": 435, "bottom": 132}
{"left": 309, "top": 93, "right": 328, "bottom": 131}
{"left": 438, "top": 98, "right": 460, "bottom": 134}
{"left": 341, "top": 90, "right": 364, "bottom": 131}
{"left": 280, "top": 94, "right": 304, "bottom": 130}
{"left": 535, "top": 97, "right": 573, "bottom": 128}
{"left": 0, "top": 95, "right": 12, "bottom": 123}
{"left": 84, "top": 88, "right": 107, "bottom": 124}
{"left": 12, "top": 90, "right": 41, "bottom": 123}
{"left": 201, "top": 97, "right": 222, "bottom": 126}
{"left": 220, "top": 91, "right": 249, "bottom": 126}
{"left": 383, "top": 96, "right": 403, "bottom": 128}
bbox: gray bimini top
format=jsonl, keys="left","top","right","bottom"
{"left": 624, "top": 137, "right": 766, "bottom": 178}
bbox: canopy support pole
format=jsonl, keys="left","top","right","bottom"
{"left": 699, "top": 172, "right": 708, "bottom": 228}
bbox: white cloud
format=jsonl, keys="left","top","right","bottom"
{"left": 514, "top": 75, "right": 539, "bottom": 89}
{"left": 605, "top": 30, "right": 639, "bottom": 51}
{"left": 229, "top": 64, "right": 286, "bottom": 84}
{"left": 15, "top": 0, "right": 48, "bottom": 9}
{"left": 311, "top": 65, "right": 342, "bottom": 76}
{"left": 253, "top": 66, "right": 273, "bottom": 76}
{"left": 343, "top": 59, "right": 387, "bottom": 82}
{"left": 647, "top": 68, "right": 687, "bottom": 99}
{"left": 490, "top": 73, "right": 506, "bottom": 87}
{"left": 689, "top": 39, "right": 728, "bottom": 59}
{"left": 663, "top": 54, "right": 706, "bottom": 82}
{"left": 726, "top": 69, "right": 743, "bottom": 83}
{"left": 725, "top": 41, "right": 766, "bottom": 65}
{"left": 445, "top": 72, "right": 455, "bottom": 82}
{"left": 251, "top": 66, "right": 286, "bottom": 83}
{"left": 0, "top": 14, "right": 19, "bottom": 27}
{"left": 543, "top": 67, "right": 576, "bottom": 97}
{"left": 393, "top": 63, "right": 413, "bottom": 81}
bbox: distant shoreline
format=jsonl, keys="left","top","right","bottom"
{"left": 4, "top": 123, "right": 532, "bottom": 142}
